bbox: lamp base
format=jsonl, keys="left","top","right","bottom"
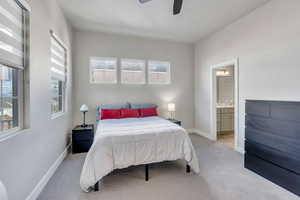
{"left": 81, "top": 111, "right": 88, "bottom": 128}
{"left": 81, "top": 124, "right": 88, "bottom": 128}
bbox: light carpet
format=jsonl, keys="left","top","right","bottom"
{"left": 37, "top": 134, "right": 299, "bottom": 200}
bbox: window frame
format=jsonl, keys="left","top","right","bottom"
{"left": 50, "top": 31, "right": 67, "bottom": 118}
{"left": 0, "top": 0, "right": 30, "bottom": 139}
{"left": 89, "top": 57, "right": 118, "bottom": 84}
{"left": 0, "top": 65, "right": 23, "bottom": 134}
{"left": 120, "top": 58, "right": 146, "bottom": 85}
{"left": 51, "top": 78, "right": 65, "bottom": 119}
{"left": 148, "top": 60, "right": 171, "bottom": 85}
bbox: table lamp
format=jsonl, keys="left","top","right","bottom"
{"left": 80, "top": 104, "right": 89, "bottom": 127}
{"left": 168, "top": 103, "right": 176, "bottom": 120}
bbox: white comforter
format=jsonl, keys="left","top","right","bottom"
{"left": 80, "top": 117, "right": 200, "bottom": 192}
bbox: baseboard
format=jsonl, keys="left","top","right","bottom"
{"left": 236, "top": 146, "right": 245, "bottom": 154}
{"left": 26, "top": 145, "right": 70, "bottom": 200}
{"left": 187, "top": 129, "right": 216, "bottom": 141}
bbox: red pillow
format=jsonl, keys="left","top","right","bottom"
{"left": 101, "top": 109, "right": 121, "bottom": 120}
{"left": 140, "top": 107, "right": 157, "bottom": 117}
{"left": 120, "top": 108, "right": 140, "bottom": 118}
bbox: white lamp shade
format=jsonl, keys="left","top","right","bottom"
{"left": 80, "top": 104, "right": 89, "bottom": 112}
{"left": 168, "top": 103, "right": 176, "bottom": 112}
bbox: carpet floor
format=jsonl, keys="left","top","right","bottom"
{"left": 37, "top": 134, "right": 299, "bottom": 200}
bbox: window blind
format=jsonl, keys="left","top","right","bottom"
{"left": 0, "top": 0, "right": 24, "bottom": 69}
{"left": 50, "top": 32, "right": 66, "bottom": 81}
{"left": 148, "top": 60, "right": 171, "bottom": 84}
{"left": 121, "top": 59, "right": 145, "bottom": 84}
{"left": 90, "top": 57, "right": 117, "bottom": 83}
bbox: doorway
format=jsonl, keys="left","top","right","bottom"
{"left": 210, "top": 59, "right": 239, "bottom": 151}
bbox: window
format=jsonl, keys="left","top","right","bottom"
{"left": 90, "top": 57, "right": 117, "bottom": 84}
{"left": 51, "top": 79, "right": 63, "bottom": 114}
{"left": 148, "top": 61, "right": 171, "bottom": 84}
{"left": 0, "top": 65, "right": 20, "bottom": 132}
{"left": 0, "top": 0, "right": 29, "bottom": 133}
{"left": 121, "top": 59, "right": 145, "bottom": 84}
{"left": 50, "top": 31, "right": 67, "bottom": 116}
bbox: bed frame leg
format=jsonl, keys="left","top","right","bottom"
{"left": 186, "top": 164, "right": 191, "bottom": 173}
{"left": 94, "top": 181, "right": 99, "bottom": 191}
{"left": 145, "top": 164, "right": 149, "bottom": 181}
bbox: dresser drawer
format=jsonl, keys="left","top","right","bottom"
{"left": 72, "top": 140, "right": 93, "bottom": 154}
{"left": 245, "top": 153, "right": 300, "bottom": 197}
{"left": 246, "top": 140, "right": 300, "bottom": 174}
{"left": 73, "top": 131, "right": 93, "bottom": 141}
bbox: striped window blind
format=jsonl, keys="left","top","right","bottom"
{"left": 121, "top": 59, "right": 146, "bottom": 84}
{"left": 90, "top": 57, "right": 117, "bottom": 84}
{"left": 50, "top": 32, "right": 66, "bottom": 81}
{"left": 148, "top": 60, "right": 171, "bottom": 84}
{"left": 0, "top": 0, "right": 25, "bottom": 69}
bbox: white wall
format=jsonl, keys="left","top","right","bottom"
{"left": 0, "top": 0, "right": 73, "bottom": 200}
{"left": 72, "top": 31, "right": 195, "bottom": 129}
{"left": 195, "top": 0, "right": 300, "bottom": 150}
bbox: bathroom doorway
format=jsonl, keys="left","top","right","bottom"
{"left": 210, "top": 59, "right": 239, "bottom": 152}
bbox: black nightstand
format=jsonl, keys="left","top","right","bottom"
{"left": 72, "top": 124, "right": 94, "bottom": 154}
{"left": 168, "top": 119, "right": 181, "bottom": 126}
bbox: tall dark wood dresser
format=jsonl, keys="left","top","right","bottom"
{"left": 245, "top": 100, "right": 300, "bottom": 197}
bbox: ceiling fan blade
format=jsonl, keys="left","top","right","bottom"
{"left": 139, "top": 0, "right": 152, "bottom": 3}
{"left": 173, "top": 0, "right": 183, "bottom": 15}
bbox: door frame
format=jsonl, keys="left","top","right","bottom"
{"left": 210, "top": 58, "right": 239, "bottom": 152}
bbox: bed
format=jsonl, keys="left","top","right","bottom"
{"left": 80, "top": 116, "right": 200, "bottom": 192}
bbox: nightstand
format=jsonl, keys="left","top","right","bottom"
{"left": 168, "top": 119, "right": 181, "bottom": 126}
{"left": 72, "top": 124, "right": 94, "bottom": 154}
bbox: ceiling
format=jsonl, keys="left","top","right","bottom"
{"left": 57, "top": 0, "right": 269, "bottom": 43}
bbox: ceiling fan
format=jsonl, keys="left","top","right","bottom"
{"left": 139, "top": 0, "right": 183, "bottom": 15}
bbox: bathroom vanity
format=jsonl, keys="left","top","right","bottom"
{"left": 217, "top": 105, "right": 234, "bottom": 134}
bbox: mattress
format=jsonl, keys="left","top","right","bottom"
{"left": 80, "top": 116, "right": 200, "bottom": 192}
